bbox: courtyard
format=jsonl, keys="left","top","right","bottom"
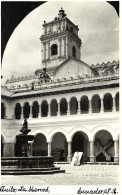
{"left": 1, "top": 164, "right": 119, "bottom": 185}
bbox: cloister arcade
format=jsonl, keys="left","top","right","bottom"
{"left": 1, "top": 92, "right": 119, "bottom": 119}
{"left": 1, "top": 128, "right": 119, "bottom": 162}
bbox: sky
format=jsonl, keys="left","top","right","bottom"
{"left": 1, "top": 1, "right": 119, "bottom": 84}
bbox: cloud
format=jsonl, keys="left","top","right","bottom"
{"left": 2, "top": 1, "right": 119, "bottom": 83}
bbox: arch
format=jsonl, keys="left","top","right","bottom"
{"left": 33, "top": 133, "right": 47, "bottom": 156}
{"left": 72, "top": 46, "right": 76, "bottom": 58}
{"left": 92, "top": 94, "right": 101, "bottom": 113}
{"left": 49, "top": 128, "right": 68, "bottom": 142}
{"left": 72, "top": 131, "right": 89, "bottom": 162}
{"left": 60, "top": 98, "right": 67, "bottom": 116}
{"left": 30, "top": 129, "right": 48, "bottom": 141}
{"left": 15, "top": 103, "right": 21, "bottom": 119}
{"left": 32, "top": 101, "right": 39, "bottom": 118}
{"left": 1, "top": 102, "right": 6, "bottom": 119}
{"left": 68, "top": 126, "right": 91, "bottom": 142}
{"left": 92, "top": 125, "right": 114, "bottom": 141}
{"left": 115, "top": 92, "right": 119, "bottom": 111}
{"left": 41, "top": 100, "right": 48, "bottom": 117}
{"left": 103, "top": 93, "right": 113, "bottom": 112}
{"left": 80, "top": 96, "right": 89, "bottom": 114}
{"left": 94, "top": 130, "right": 114, "bottom": 162}
{"left": 23, "top": 102, "right": 30, "bottom": 118}
{"left": 51, "top": 132, "right": 68, "bottom": 161}
{"left": 51, "top": 44, "right": 58, "bottom": 55}
{"left": 70, "top": 97, "right": 78, "bottom": 115}
{"left": 50, "top": 99, "right": 58, "bottom": 116}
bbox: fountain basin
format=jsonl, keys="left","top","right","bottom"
{"left": 1, "top": 156, "right": 65, "bottom": 175}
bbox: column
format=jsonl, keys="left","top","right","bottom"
{"left": 48, "top": 103, "right": 51, "bottom": 117}
{"left": 66, "top": 36, "right": 68, "bottom": 58}
{"left": 89, "top": 141, "right": 95, "bottom": 162}
{"left": 12, "top": 107, "right": 15, "bottom": 119}
{"left": 114, "top": 140, "right": 119, "bottom": 163}
{"left": 57, "top": 102, "right": 60, "bottom": 116}
{"left": 58, "top": 38, "right": 61, "bottom": 57}
{"left": 29, "top": 105, "right": 33, "bottom": 119}
{"left": 63, "top": 36, "right": 66, "bottom": 56}
{"left": 47, "top": 41, "right": 50, "bottom": 59}
{"left": 67, "top": 141, "right": 72, "bottom": 162}
{"left": 28, "top": 140, "right": 34, "bottom": 157}
{"left": 38, "top": 104, "right": 42, "bottom": 118}
{"left": 89, "top": 100, "right": 92, "bottom": 114}
{"left": 48, "top": 142, "right": 52, "bottom": 157}
{"left": 43, "top": 43, "right": 46, "bottom": 60}
{"left": 21, "top": 106, "right": 24, "bottom": 119}
{"left": 67, "top": 101, "right": 70, "bottom": 115}
{"left": 113, "top": 97, "right": 116, "bottom": 112}
{"left": 100, "top": 98, "right": 104, "bottom": 113}
{"left": 77, "top": 100, "right": 81, "bottom": 114}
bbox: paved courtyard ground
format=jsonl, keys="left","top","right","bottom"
{"left": 1, "top": 164, "right": 119, "bottom": 185}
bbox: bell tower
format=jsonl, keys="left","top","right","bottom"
{"left": 40, "top": 8, "right": 82, "bottom": 68}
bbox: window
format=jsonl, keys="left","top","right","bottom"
{"left": 72, "top": 46, "right": 76, "bottom": 58}
{"left": 51, "top": 44, "right": 58, "bottom": 56}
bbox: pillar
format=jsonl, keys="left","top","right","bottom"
{"left": 58, "top": 38, "right": 61, "bottom": 57}
{"left": 114, "top": 140, "right": 119, "bottom": 163}
{"left": 38, "top": 104, "right": 42, "bottom": 118}
{"left": 47, "top": 41, "right": 50, "bottom": 59}
{"left": 66, "top": 36, "right": 68, "bottom": 58}
{"left": 21, "top": 106, "right": 24, "bottom": 119}
{"left": 3, "top": 143, "right": 15, "bottom": 157}
{"left": 67, "top": 141, "right": 72, "bottom": 162}
{"left": 63, "top": 36, "right": 66, "bottom": 56}
{"left": 29, "top": 105, "right": 33, "bottom": 119}
{"left": 100, "top": 98, "right": 104, "bottom": 113}
{"left": 67, "top": 101, "right": 70, "bottom": 115}
{"left": 48, "top": 142, "right": 52, "bottom": 157}
{"left": 89, "top": 141, "right": 95, "bottom": 162}
{"left": 57, "top": 102, "right": 60, "bottom": 116}
{"left": 113, "top": 97, "right": 116, "bottom": 112}
{"left": 48, "top": 103, "right": 51, "bottom": 117}
{"left": 89, "top": 100, "right": 92, "bottom": 113}
{"left": 28, "top": 140, "right": 34, "bottom": 157}
{"left": 43, "top": 43, "right": 46, "bottom": 60}
{"left": 77, "top": 100, "right": 81, "bottom": 114}
{"left": 12, "top": 107, "right": 15, "bottom": 119}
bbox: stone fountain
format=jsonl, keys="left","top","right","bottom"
{"left": 16, "top": 118, "right": 34, "bottom": 157}
{"left": 1, "top": 119, "right": 65, "bottom": 175}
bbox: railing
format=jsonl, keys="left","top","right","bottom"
{"left": 8, "top": 73, "right": 119, "bottom": 93}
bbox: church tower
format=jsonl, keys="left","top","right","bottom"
{"left": 40, "top": 8, "right": 82, "bottom": 68}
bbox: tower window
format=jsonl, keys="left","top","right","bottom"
{"left": 51, "top": 44, "right": 58, "bottom": 56}
{"left": 72, "top": 46, "right": 76, "bottom": 58}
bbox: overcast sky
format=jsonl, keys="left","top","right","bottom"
{"left": 2, "top": 1, "right": 119, "bottom": 84}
